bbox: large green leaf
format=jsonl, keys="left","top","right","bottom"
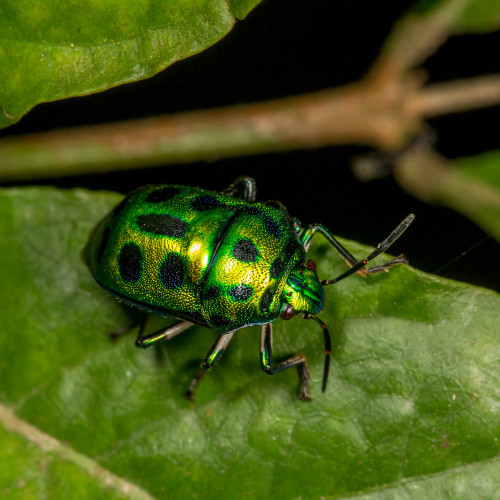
{"left": 1, "top": 187, "right": 500, "bottom": 499}
{"left": 0, "top": 0, "right": 260, "bottom": 129}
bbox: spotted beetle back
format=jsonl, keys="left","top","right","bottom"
{"left": 84, "top": 184, "right": 305, "bottom": 333}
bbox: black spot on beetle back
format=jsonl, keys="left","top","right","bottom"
{"left": 205, "top": 286, "right": 221, "bottom": 300}
{"left": 137, "top": 214, "right": 188, "bottom": 238}
{"left": 243, "top": 206, "right": 262, "bottom": 217}
{"left": 260, "top": 290, "right": 273, "bottom": 313}
{"left": 285, "top": 238, "right": 299, "bottom": 256}
{"left": 263, "top": 215, "right": 281, "bottom": 238}
{"left": 191, "top": 195, "right": 224, "bottom": 212}
{"left": 270, "top": 258, "right": 284, "bottom": 279}
{"left": 159, "top": 253, "right": 184, "bottom": 289}
{"left": 232, "top": 239, "right": 259, "bottom": 262}
{"left": 146, "top": 186, "right": 180, "bottom": 203}
{"left": 119, "top": 242, "right": 143, "bottom": 283}
{"left": 229, "top": 284, "right": 253, "bottom": 302}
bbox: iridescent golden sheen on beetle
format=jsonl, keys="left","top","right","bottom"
{"left": 84, "top": 184, "right": 309, "bottom": 333}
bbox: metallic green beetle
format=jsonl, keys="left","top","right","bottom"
{"left": 84, "top": 177, "right": 413, "bottom": 400}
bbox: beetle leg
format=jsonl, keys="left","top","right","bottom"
{"left": 292, "top": 217, "right": 302, "bottom": 235}
{"left": 185, "top": 331, "right": 236, "bottom": 400}
{"left": 108, "top": 315, "right": 147, "bottom": 342}
{"left": 135, "top": 320, "right": 194, "bottom": 349}
{"left": 222, "top": 176, "right": 257, "bottom": 202}
{"left": 299, "top": 222, "right": 410, "bottom": 276}
{"left": 260, "top": 323, "right": 311, "bottom": 401}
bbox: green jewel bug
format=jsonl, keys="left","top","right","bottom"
{"left": 84, "top": 177, "right": 414, "bottom": 400}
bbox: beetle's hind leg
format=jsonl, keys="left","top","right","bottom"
{"left": 107, "top": 319, "right": 142, "bottom": 342}
{"left": 222, "top": 176, "right": 257, "bottom": 202}
{"left": 260, "top": 323, "right": 311, "bottom": 401}
{"left": 135, "top": 319, "right": 194, "bottom": 349}
{"left": 136, "top": 321, "right": 235, "bottom": 400}
{"left": 185, "top": 331, "right": 236, "bottom": 400}
{"left": 106, "top": 313, "right": 151, "bottom": 343}
{"left": 300, "top": 223, "right": 408, "bottom": 276}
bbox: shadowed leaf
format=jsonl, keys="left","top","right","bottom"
{"left": 0, "top": 0, "right": 262, "bottom": 129}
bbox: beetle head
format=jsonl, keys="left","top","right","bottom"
{"left": 280, "top": 259, "right": 325, "bottom": 319}
{"left": 280, "top": 259, "right": 331, "bottom": 394}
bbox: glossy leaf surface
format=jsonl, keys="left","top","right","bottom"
{"left": 1, "top": 187, "right": 500, "bottom": 499}
{"left": 0, "top": 0, "right": 260, "bottom": 129}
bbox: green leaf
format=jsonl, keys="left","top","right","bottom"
{"left": 0, "top": 0, "right": 261, "bottom": 129}
{"left": 452, "top": 151, "right": 500, "bottom": 240}
{"left": 414, "top": 0, "right": 500, "bottom": 34}
{"left": 228, "top": 0, "right": 262, "bottom": 20}
{"left": 457, "top": 150, "right": 500, "bottom": 185}
{"left": 457, "top": 0, "right": 500, "bottom": 32}
{"left": 1, "top": 186, "right": 500, "bottom": 499}
{"left": 395, "top": 150, "right": 500, "bottom": 242}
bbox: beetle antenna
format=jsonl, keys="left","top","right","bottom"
{"left": 307, "top": 314, "right": 331, "bottom": 393}
{"left": 321, "top": 214, "right": 415, "bottom": 286}
{"left": 434, "top": 235, "right": 490, "bottom": 275}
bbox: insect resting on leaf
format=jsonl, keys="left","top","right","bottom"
{"left": 84, "top": 177, "right": 414, "bottom": 400}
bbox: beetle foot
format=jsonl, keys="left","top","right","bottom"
{"left": 135, "top": 337, "right": 148, "bottom": 349}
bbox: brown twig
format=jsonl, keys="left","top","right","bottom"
{"left": 1, "top": 72, "right": 500, "bottom": 181}
{"left": 0, "top": 80, "right": 420, "bottom": 180}
{"left": 409, "top": 74, "right": 500, "bottom": 117}
{"left": 372, "top": 0, "right": 473, "bottom": 78}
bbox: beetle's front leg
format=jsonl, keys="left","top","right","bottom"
{"left": 185, "top": 331, "right": 236, "bottom": 400}
{"left": 260, "top": 323, "right": 311, "bottom": 401}
{"left": 299, "top": 223, "right": 408, "bottom": 275}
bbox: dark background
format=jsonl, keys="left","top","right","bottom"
{"left": 2, "top": 0, "right": 500, "bottom": 292}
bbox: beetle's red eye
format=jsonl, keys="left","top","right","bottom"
{"left": 305, "top": 259, "right": 317, "bottom": 272}
{"left": 280, "top": 304, "right": 296, "bottom": 320}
